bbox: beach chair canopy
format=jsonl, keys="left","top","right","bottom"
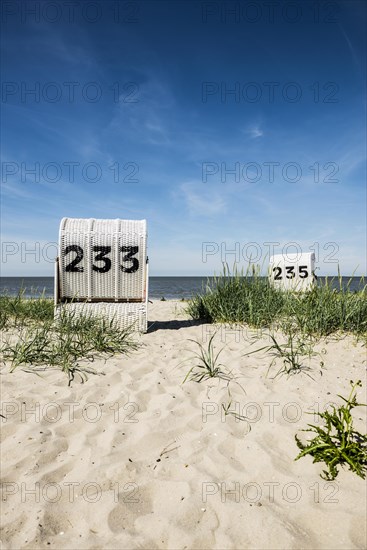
{"left": 269, "top": 252, "right": 315, "bottom": 291}
{"left": 55, "top": 217, "right": 148, "bottom": 332}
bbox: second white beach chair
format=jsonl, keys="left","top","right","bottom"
{"left": 269, "top": 252, "right": 316, "bottom": 291}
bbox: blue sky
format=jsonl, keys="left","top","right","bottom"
{"left": 1, "top": 0, "right": 366, "bottom": 276}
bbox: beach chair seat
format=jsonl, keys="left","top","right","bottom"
{"left": 55, "top": 218, "right": 148, "bottom": 332}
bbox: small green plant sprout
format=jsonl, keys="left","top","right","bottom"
{"left": 295, "top": 380, "right": 367, "bottom": 480}
{"left": 246, "top": 327, "right": 318, "bottom": 379}
{"left": 182, "top": 333, "right": 232, "bottom": 384}
{"left": 59, "top": 361, "right": 101, "bottom": 387}
{"left": 221, "top": 391, "right": 250, "bottom": 424}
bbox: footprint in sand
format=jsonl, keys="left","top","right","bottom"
{"left": 258, "top": 431, "right": 293, "bottom": 476}
{"left": 108, "top": 485, "right": 152, "bottom": 533}
{"left": 35, "top": 437, "right": 69, "bottom": 467}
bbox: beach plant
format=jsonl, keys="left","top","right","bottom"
{"left": 187, "top": 266, "right": 367, "bottom": 338}
{"left": 1, "top": 308, "right": 139, "bottom": 386}
{"left": 56, "top": 308, "right": 137, "bottom": 355}
{"left": 57, "top": 359, "right": 101, "bottom": 386}
{"left": 0, "top": 306, "right": 9, "bottom": 331}
{"left": 245, "top": 324, "right": 319, "bottom": 379}
{"left": 222, "top": 392, "right": 250, "bottom": 424}
{"left": 187, "top": 265, "right": 285, "bottom": 328}
{"left": 182, "top": 332, "right": 232, "bottom": 383}
{"left": 284, "top": 272, "right": 367, "bottom": 338}
{"left": 295, "top": 380, "right": 367, "bottom": 480}
{"left": 0, "top": 290, "right": 54, "bottom": 329}
{"left": 2, "top": 323, "right": 53, "bottom": 369}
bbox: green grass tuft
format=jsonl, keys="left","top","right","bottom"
{"left": 186, "top": 267, "right": 367, "bottom": 337}
{"left": 246, "top": 324, "right": 320, "bottom": 379}
{"left": 1, "top": 299, "right": 139, "bottom": 386}
{"left": 182, "top": 332, "right": 232, "bottom": 383}
{"left": 0, "top": 290, "right": 54, "bottom": 330}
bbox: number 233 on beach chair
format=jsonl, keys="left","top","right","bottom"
{"left": 54, "top": 218, "right": 148, "bottom": 332}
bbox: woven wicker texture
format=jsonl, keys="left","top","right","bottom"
{"left": 55, "top": 302, "right": 147, "bottom": 332}
{"left": 57, "top": 218, "right": 148, "bottom": 332}
{"left": 59, "top": 218, "right": 147, "bottom": 300}
{"left": 269, "top": 252, "right": 315, "bottom": 291}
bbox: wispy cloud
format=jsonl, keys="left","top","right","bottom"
{"left": 243, "top": 124, "right": 264, "bottom": 139}
{"left": 109, "top": 78, "right": 175, "bottom": 147}
{"left": 178, "top": 182, "right": 226, "bottom": 216}
{"left": 338, "top": 23, "right": 363, "bottom": 75}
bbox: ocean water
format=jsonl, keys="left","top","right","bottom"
{"left": 0, "top": 276, "right": 365, "bottom": 299}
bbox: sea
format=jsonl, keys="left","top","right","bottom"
{"left": 0, "top": 276, "right": 365, "bottom": 299}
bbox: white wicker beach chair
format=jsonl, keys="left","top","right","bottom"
{"left": 54, "top": 218, "right": 148, "bottom": 332}
{"left": 269, "top": 252, "right": 315, "bottom": 291}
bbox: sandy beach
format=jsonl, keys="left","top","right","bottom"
{"left": 1, "top": 299, "right": 366, "bottom": 550}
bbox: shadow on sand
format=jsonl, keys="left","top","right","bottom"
{"left": 147, "top": 319, "right": 206, "bottom": 333}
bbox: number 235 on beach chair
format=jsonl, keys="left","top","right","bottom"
{"left": 269, "top": 252, "right": 316, "bottom": 292}
{"left": 54, "top": 218, "right": 148, "bottom": 332}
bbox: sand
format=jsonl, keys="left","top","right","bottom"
{"left": 1, "top": 300, "right": 366, "bottom": 549}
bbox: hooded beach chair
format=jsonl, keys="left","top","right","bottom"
{"left": 269, "top": 252, "right": 315, "bottom": 292}
{"left": 54, "top": 218, "right": 148, "bottom": 332}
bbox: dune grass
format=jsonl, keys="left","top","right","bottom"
{"left": 182, "top": 332, "right": 232, "bottom": 383}
{"left": 0, "top": 292, "right": 139, "bottom": 385}
{"left": 245, "top": 325, "right": 320, "bottom": 379}
{"left": 186, "top": 267, "right": 367, "bottom": 338}
{"left": 0, "top": 290, "right": 54, "bottom": 330}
